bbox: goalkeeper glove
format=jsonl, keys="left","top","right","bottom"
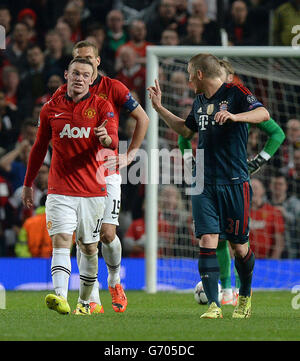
{"left": 247, "top": 153, "right": 268, "bottom": 175}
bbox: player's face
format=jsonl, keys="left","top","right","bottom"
{"left": 67, "top": 62, "right": 93, "bottom": 94}
{"left": 73, "top": 46, "right": 100, "bottom": 78}
{"left": 187, "top": 62, "right": 202, "bottom": 94}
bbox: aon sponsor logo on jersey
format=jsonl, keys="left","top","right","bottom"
{"left": 59, "top": 124, "right": 91, "bottom": 138}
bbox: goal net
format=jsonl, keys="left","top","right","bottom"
{"left": 145, "top": 46, "right": 300, "bottom": 293}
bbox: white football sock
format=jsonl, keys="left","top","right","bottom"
{"left": 101, "top": 236, "right": 121, "bottom": 288}
{"left": 78, "top": 251, "right": 98, "bottom": 303}
{"left": 76, "top": 244, "right": 101, "bottom": 305}
{"left": 51, "top": 248, "right": 71, "bottom": 299}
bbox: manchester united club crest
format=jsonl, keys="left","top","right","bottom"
{"left": 84, "top": 108, "right": 96, "bottom": 118}
{"left": 219, "top": 100, "right": 229, "bottom": 111}
{"left": 98, "top": 93, "right": 108, "bottom": 100}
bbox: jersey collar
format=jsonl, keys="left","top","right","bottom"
{"left": 65, "top": 91, "right": 91, "bottom": 102}
{"left": 203, "top": 83, "right": 226, "bottom": 101}
{"left": 91, "top": 73, "right": 102, "bottom": 87}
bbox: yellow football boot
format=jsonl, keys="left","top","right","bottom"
{"left": 200, "top": 302, "right": 223, "bottom": 319}
{"left": 74, "top": 302, "right": 91, "bottom": 315}
{"left": 45, "top": 294, "right": 70, "bottom": 315}
{"left": 232, "top": 295, "right": 251, "bottom": 318}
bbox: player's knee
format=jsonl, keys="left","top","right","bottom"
{"left": 232, "top": 243, "right": 249, "bottom": 258}
{"left": 80, "top": 242, "right": 98, "bottom": 256}
{"left": 100, "top": 225, "right": 116, "bottom": 244}
{"left": 199, "top": 234, "right": 219, "bottom": 248}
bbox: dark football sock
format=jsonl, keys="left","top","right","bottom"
{"left": 234, "top": 247, "right": 255, "bottom": 297}
{"left": 198, "top": 247, "right": 220, "bottom": 307}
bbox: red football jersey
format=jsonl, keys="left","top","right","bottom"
{"left": 24, "top": 92, "right": 118, "bottom": 197}
{"left": 52, "top": 74, "right": 139, "bottom": 129}
{"left": 249, "top": 203, "right": 285, "bottom": 258}
{"left": 51, "top": 75, "right": 139, "bottom": 175}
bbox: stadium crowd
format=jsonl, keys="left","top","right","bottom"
{"left": 0, "top": 0, "right": 299, "bottom": 259}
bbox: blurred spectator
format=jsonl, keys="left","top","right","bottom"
{"left": 269, "top": 173, "right": 300, "bottom": 258}
{"left": 160, "top": 29, "right": 180, "bottom": 45}
{"left": 116, "top": 19, "right": 152, "bottom": 70}
{"left": 1, "top": 65, "right": 20, "bottom": 109}
{"left": 9, "top": 163, "right": 49, "bottom": 228}
{"left": 17, "top": 8, "right": 38, "bottom": 44}
{"left": 189, "top": 0, "right": 221, "bottom": 45}
{"left": 180, "top": 15, "right": 206, "bottom": 45}
{"left": 225, "top": 0, "right": 259, "bottom": 46}
{"left": 18, "top": 44, "right": 57, "bottom": 118}
{"left": 105, "top": 9, "right": 128, "bottom": 59}
{"left": 0, "top": 5, "right": 12, "bottom": 45}
{"left": 15, "top": 195, "right": 52, "bottom": 258}
{"left": 115, "top": 45, "right": 146, "bottom": 106}
{"left": 32, "top": 103, "right": 43, "bottom": 122}
{"left": 174, "top": 0, "right": 189, "bottom": 36}
{"left": 145, "top": 0, "right": 178, "bottom": 44}
{"left": 4, "top": 22, "right": 32, "bottom": 74}
{"left": 36, "top": 74, "right": 64, "bottom": 105}
{"left": 62, "top": 1, "right": 86, "bottom": 43}
{"left": 0, "top": 90, "right": 19, "bottom": 152}
{"left": 114, "top": 0, "right": 159, "bottom": 24}
{"left": 247, "top": 127, "right": 260, "bottom": 159}
{"left": 280, "top": 119, "right": 300, "bottom": 176}
{"left": 273, "top": 0, "right": 300, "bottom": 46}
{"left": 158, "top": 185, "right": 192, "bottom": 257}
{"left": 55, "top": 20, "right": 74, "bottom": 56}
{"left": 0, "top": 174, "right": 10, "bottom": 256}
{"left": 287, "top": 148, "right": 300, "bottom": 197}
{"left": 123, "top": 199, "right": 174, "bottom": 257}
{"left": 85, "top": 22, "right": 114, "bottom": 76}
{"left": 0, "top": 138, "right": 31, "bottom": 192}
{"left": 44, "top": 30, "right": 72, "bottom": 77}
{"left": 70, "top": 0, "right": 92, "bottom": 22}
{"left": 250, "top": 178, "right": 285, "bottom": 259}
{"left": 17, "top": 118, "right": 38, "bottom": 147}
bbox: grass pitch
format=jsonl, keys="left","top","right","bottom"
{"left": 0, "top": 290, "right": 299, "bottom": 341}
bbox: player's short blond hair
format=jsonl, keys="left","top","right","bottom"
{"left": 219, "top": 59, "right": 235, "bottom": 76}
{"left": 68, "top": 57, "right": 94, "bottom": 76}
{"left": 188, "top": 53, "right": 222, "bottom": 78}
{"left": 72, "top": 40, "right": 99, "bottom": 58}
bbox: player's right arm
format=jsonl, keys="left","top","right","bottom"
{"left": 22, "top": 104, "right": 52, "bottom": 208}
{"left": 147, "top": 79, "right": 194, "bottom": 139}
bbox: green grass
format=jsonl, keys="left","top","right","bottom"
{"left": 0, "top": 290, "right": 299, "bottom": 341}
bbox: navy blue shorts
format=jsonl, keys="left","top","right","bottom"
{"left": 191, "top": 181, "right": 252, "bottom": 244}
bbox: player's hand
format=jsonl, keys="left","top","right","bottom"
{"left": 104, "top": 153, "right": 134, "bottom": 171}
{"left": 247, "top": 154, "right": 267, "bottom": 175}
{"left": 214, "top": 111, "right": 237, "bottom": 125}
{"left": 147, "top": 79, "right": 162, "bottom": 111}
{"left": 94, "top": 119, "right": 112, "bottom": 147}
{"left": 22, "top": 186, "right": 34, "bottom": 208}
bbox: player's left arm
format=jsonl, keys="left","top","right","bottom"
{"left": 215, "top": 106, "right": 270, "bottom": 125}
{"left": 215, "top": 85, "right": 270, "bottom": 125}
{"left": 248, "top": 117, "right": 286, "bottom": 175}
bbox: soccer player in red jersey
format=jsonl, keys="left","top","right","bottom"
{"left": 51, "top": 40, "right": 149, "bottom": 313}
{"left": 22, "top": 57, "right": 119, "bottom": 315}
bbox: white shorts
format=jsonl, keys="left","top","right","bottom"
{"left": 103, "top": 173, "right": 122, "bottom": 226}
{"left": 46, "top": 194, "right": 105, "bottom": 244}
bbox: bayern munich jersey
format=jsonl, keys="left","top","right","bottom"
{"left": 185, "top": 83, "right": 264, "bottom": 185}
{"left": 24, "top": 92, "right": 118, "bottom": 197}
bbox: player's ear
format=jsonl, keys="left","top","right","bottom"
{"left": 96, "top": 56, "right": 101, "bottom": 67}
{"left": 64, "top": 70, "right": 68, "bottom": 81}
{"left": 196, "top": 69, "right": 203, "bottom": 80}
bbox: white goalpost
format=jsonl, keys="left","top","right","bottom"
{"left": 145, "top": 46, "right": 300, "bottom": 294}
